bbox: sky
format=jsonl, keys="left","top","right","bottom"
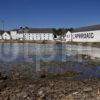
{"left": 0, "top": 0, "right": 100, "bottom": 30}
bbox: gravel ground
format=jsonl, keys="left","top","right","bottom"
{"left": 0, "top": 71, "right": 100, "bottom": 100}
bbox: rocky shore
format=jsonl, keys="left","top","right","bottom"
{"left": 0, "top": 72, "right": 100, "bottom": 100}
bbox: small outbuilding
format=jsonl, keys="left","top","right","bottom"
{"left": 2, "top": 32, "right": 11, "bottom": 40}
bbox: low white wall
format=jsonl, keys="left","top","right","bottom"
{"left": 66, "top": 30, "right": 100, "bottom": 42}
{"left": 72, "top": 30, "right": 100, "bottom": 42}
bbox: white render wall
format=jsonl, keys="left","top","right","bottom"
{"left": 17, "top": 33, "right": 23, "bottom": 40}
{"left": 66, "top": 30, "right": 100, "bottom": 42}
{"left": 9, "top": 31, "right": 54, "bottom": 41}
{"left": 2, "top": 29, "right": 100, "bottom": 42}
{"left": 0, "top": 35, "right": 2, "bottom": 39}
{"left": 49, "top": 33, "right": 54, "bottom": 40}
{"left": 23, "top": 33, "right": 54, "bottom": 41}
{"left": 10, "top": 31, "right": 17, "bottom": 40}
{"left": 32, "top": 33, "right": 53, "bottom": 40}
{"left": 2, "top": 32, "right": 11, "bottom": 40}
{"left": 65, "top": 31, "right": 72, "bottom": 42}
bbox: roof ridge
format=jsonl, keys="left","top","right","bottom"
{"left": 73, "top": 24, "right": 100, "bottom": 32}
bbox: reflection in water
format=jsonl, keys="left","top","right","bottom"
{"left": 0, "top": 43, "right": 100, "bottom": 79}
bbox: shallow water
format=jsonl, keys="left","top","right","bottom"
{"left": 0, "top": 43, "right": 100, "bottom": 79}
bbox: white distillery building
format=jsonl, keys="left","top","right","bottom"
{"left": 0, "top": 30, "right": 11, "bottom": 40}
{"left": 66, "top": 24, "right": 100, "bottom": 42}
{"left": 2, "top": 32, "right": 11, "bottom": 40}
{"left": 10, "top": 27, "right": 54, "bottom": 41}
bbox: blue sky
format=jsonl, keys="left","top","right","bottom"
{"left": 0, "top": 0, "right": 100, "bottom": 30}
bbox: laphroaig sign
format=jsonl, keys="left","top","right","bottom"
{"left": 72, "top": 30, "right": 100, "bottom": 42}
{"left": 73, "top": 33, "right": 94, "bottom": 39}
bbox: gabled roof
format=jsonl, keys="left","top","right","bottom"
{"left": 72, "top": 24, "right": 100, "bottom": 32}
{"left": 12, "top": 28, "right": 53, "bottom": 33}
{"left": 28, "top": 28, "right": 53, "bottom": 33}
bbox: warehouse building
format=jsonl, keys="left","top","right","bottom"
{"left": 66, "top": 24, "right": 100, "bottom": 42}
{"left": 10, "top": 27, "right": 54, "bottom": 41}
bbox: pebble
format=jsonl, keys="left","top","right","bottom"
{"left": 83, "top": 87, "right": 93, "bottom": 92}
{"left": 0, "top": 72, "right": 100, "bottom": 100}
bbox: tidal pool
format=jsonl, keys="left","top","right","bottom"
{"left": 0, "top": 43, "right": 100, "bottom": 79}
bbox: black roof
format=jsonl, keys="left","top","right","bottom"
{"left": 28, "top": 28, "right": 53, "bottom": 33}
{"left": 12, "top": 28, "right": 53, "bottom": 33}
{"left": 72, "top": 24, "right": 100, "bottom": 32}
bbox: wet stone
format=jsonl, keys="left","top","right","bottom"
{"left": 83, "top": 87, "right": 93, "bottom": 92}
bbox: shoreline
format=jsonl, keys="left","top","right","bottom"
{"left": 0, "top": 40, "right": 100, "bottom": 47}
{"left": 0, "top": 71, "right": 100, "bottom": 100}
{"left": 0, "top": 40, "right": 65, "bottom": 44}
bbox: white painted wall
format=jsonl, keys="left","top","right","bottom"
{"left": 10, "top": 31, "right": 17, "bottom": 40}
{"left": 17, "top": 33, "right": 23, "bottom": 40}
{"left": 65, "top": 30, "right": 100, "bottom": 42}
{"left": 28, "top": 33, "right": 54, "bottom": 41}
{"left": 29, "top": 34, "right": 33, "bottom": 40}
{"left": 65, "top": 31, "right": 72, "bottom": 42}
{"left": 2, "top": 31, "right": 54, "bottom": 41}
{"left": 36, "top": 33, "right": 41, "bottom": 40}
{"left": 72, "top": 30, "right": 100, "bottom": 42}
{"left": 0, "top": 35, "right": 2, "bottom": 39}
{"left": 49, "top": 33, "right": 54, "bottom": 40}
{"left": 2, "top": 32, "right": 11, "bottom": 40}
{"left": 24, "top": 33, "right": 29, "bottom": 40}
